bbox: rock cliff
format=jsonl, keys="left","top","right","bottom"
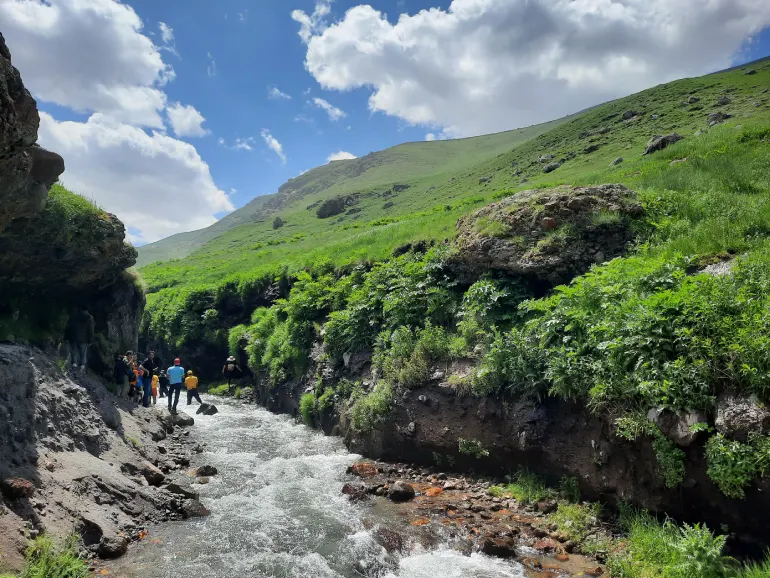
{"left": 0, "top": 32, "right": 142, "bottom": 373}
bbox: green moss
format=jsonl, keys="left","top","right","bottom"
{"left": 349, "top": 382, "right": 393, "bottom": 433}
{"left": 300, "top": 393, "right": 317, "bottom": 426}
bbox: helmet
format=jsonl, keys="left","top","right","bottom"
{"left": 174, "top": 358, "right": 181, "bottom": 365}
{"left": 187, "top": 370, "right": 193, "bottom": 375}
{"left": 227, "top": 356, "right": 236, "bottom": 362}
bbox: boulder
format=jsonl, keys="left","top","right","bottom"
{"left": 715, "top": 95, "right": 732, "bottom": 106}
{"left": 348, "top": 462, "right": 378, "bottom": 478}
{"left": 685, "top": 96, "right": 700, "bottom": 105}
{"left": 583, "top": 144, "right": 601, "bottom": 154}
{"left": 482, "top": 538, "right": 518, "bottom": 558}
{"left": 165, "top": 482, "right": 199, "bottom": 500}
{"left": 538, "top": 154, "right": 554, "bottom": 163}
{"left": 98, "top": 535, "right": 128, "bottom": 559}
{"left": 647, "top": 408, "right": 708, "bottom": 447}
{"left": 715, "top": 393, "right": 770, "bottom": 442}
{"left": 139, "top": 461, "right": 165, "bottom": 486}
{"left": 181, "top": 499, "right": 211, "bottom": 518}
{"left": 195, "top": 465, "right": 218, "bottom": 477}
{"left": 745, "top": 69, "right": 757, "bottom": 76}
{"left": 621, "top": 110, "right": 638, "bottom": 120}
{"left": 708, "top": 111, "right": 732, "bottom": 126}
{"left": 0, "top": 477, "right": 35, "bottom": 499}
{"left": 388, "top": 481, "right": 416, "bottom": 502}
{"left": 196, "top": 403, "right": 218, "bottom": 416}
{"left": 373, "top": 527, "right": 405, "bottom": 554}
{"left": 543, "top": 161, "right": 562, "bottom": 173}
{"left": 453, "top": 184, "right": 644, "bottom": 284}
{"left": 643, "top": 133, "right": 683, "bottom": 155}
{"left": 171, "top": 412, "right": 195, "bottom": 427}
{"left": 611, "top": 156, "right": 624, "bottom": 166}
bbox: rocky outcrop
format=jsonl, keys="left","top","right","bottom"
{"left": 715, "top": 393, "right": 770, "bottom": 442}
{"left": 0, "top": 34, "right": 142, "bottom": 375}
{"left": 0, "top": 33, "right": 64, "bottom": 233}
{"left": 0, "top": 344, "right": 203, "bottom": 572}
{"left": 643, "top": 133, "right": 683, "bottom": 155}
{"left": 452, "top": 184, "right": 643, "bottom": 284}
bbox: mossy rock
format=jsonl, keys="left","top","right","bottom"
{"left": 453, "top": 184, "right": 643, "bottom": 284}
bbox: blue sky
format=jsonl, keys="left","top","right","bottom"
{"left": 1, "top": 0, "right": 769, "bottom": 244}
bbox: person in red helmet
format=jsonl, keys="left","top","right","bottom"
{"left": 166, "top": 358, "right": 185, "bottom": 412}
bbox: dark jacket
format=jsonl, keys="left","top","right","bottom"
{"left": 64, "top": 310, "right": 94, "bottom": 343}
{"left": 141, "top": 357, "right": 160, "bottom": 380}
{"left": 114, "top": 357, "right": 131, "bottom": 383}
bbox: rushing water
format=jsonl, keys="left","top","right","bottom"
{"left": 107, "top": 397, "right": 526, "bottom": 578}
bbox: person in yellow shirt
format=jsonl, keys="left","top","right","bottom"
{"left": 151, "top": 372, "right": 159, "bottom": 406}
{"left": 185, "top": 370, "right": 202, "bottom": 406}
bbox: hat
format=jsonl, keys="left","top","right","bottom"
{"left": 187, "top": 370, "right": 193, "bottom": 375}
{"left": 227, "top": 356, "right": 236, "bottom": 362}
{"left": 174, "top": 358, "right": 181, "bottom": 365}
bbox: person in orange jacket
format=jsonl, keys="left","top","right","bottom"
{"left": 151, "top": 372, "right": 159, "bottom": 405}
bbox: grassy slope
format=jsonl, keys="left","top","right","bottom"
{"left": 140, "top": 60, "right": 769, "bottom": 294}
{"left": 136, "top": 115, "right": 575, "bottom": 271}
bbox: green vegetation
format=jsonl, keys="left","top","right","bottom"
{"left": 207, "top": 383, "right": 230, "bottom": 396}
{"left": 0, "top": 536, "right": 89, "bottom": 578}
{"left": 488, "top": 470, "right": 552, "bottom": 504}
{"left": 138, "top": 61, "right": 770, "bottom": 499}
{"left": 457, "top": 438, "right": 490, "bottom": 459}
{"left": 552, "top": 501, "right": 602, "bottom": 543}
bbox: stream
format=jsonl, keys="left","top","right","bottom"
{"left": 106, "top": 397, "right": 528, "bottom": 578}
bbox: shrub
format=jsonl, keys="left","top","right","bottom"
{"left": 616, "top": 413, "right": 685, "bottom": 488}
{"left": 705, "top": 434, "right": 758, "bottom": 499}
{"left": 373, "top": 323, "right": 453, "bottom": 389}
{"left": 349, "top": 382, "right": 393, "bottom": 433}
{"left": 552, "top": 502, "right": 601, "bottom": 542}
{"left": 505, "top": 470, "right": 552, "bottom": 504}
{"left": 458, "top": 438, "right": 489, "bottom": 459}
{"left": 17, "top": 535, "right": 89, "bottom": 578}
{"left": 300, "top": 393, "right": 317, "bottom": 426}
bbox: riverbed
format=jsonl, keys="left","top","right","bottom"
{"left": 104, "top": 397, "right": 530, "bottom": 577}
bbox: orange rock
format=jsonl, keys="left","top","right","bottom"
{"left": 410, "top": 518, "right": 431, "bottom": 526}
{"left": 533, "top": 538, "right": 558, "bottom": 552}
{"left": 555, "top": 554, "right": 570, "bottom": 562}
{"left": 584, "top": 566, "right": 604, "bottom": 577}
{"left": 350, "top": 463, "right": 378, "bottom": 477}
{"left": 425, "top": 487, "right": 443, "bottom": 497}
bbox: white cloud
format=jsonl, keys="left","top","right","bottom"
{"left": 38, "top": 112, "right": 232, "bottom": 244}
{"left": 297, "top": 0, "right": 770, "bottom": 137}
{"left": 207, "top": 52, "right": 217, "bottom": 77}
{"left": 238, "top": 10, "right": 248, "bottom": 23}
{"left": 166, "top": 102, "right": 209, "bottom": 138}
{"left": 311, "top": 97, "right": 347, "bottom": 121}
{"left": 260, "top": 129, "right": 286, "bottom": 163}
{"left": 291, "top": 1, "right": 331, "bottom": 43}
{"left": 158, "top": 21, "right": 174, "bottom": 45}
{"left": 327, "top": 151, "right": 357, "bottom": 162}
{"left": 294, "top": 114, "right": 314, "bottom": 123}
{"left": 234, "top": 137, "right": 256, "bottom": 151}
{"left": 425, "top": 133, "right": 436, "bottom": 141}
{"left": 0, "top": 0, "right": 174, "bottom": 128}
{"left": 268, "top": 86, "right": 292, "bottom": 100}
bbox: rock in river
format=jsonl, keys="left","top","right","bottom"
{"left": 388, "top": 481, "right": 416, "bottom": 502}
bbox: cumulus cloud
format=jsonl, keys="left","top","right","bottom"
{"left": 268, "top": 86, "right": 292, "bottom": 100}
{"left": 260, "top": 129, "right": 286, "bottom": 163}
{"left": 311, "top": 97, "right": 347, "bottom": 121}
{"left": 166, "top": 102, "right": 209, "bottom": 137}
{"left": 297, "top": 0, "right": 770, "bottom": 137}
{"left": 291, "top": 1, "right": 331, "bottom": 43}
{"left": 425, "top": 133, "right": 437, "bottom": 142}
{"left": 0, "top": 0, "right": 174, "bottom": 128}
{"left": 327, "top": 151, "right": 357, "bottom": 162}
{"left": 38, "top": 113, "right": 232, "bottom": 244}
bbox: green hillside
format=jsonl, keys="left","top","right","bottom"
{"left": 140, "top": 61, "right": 769, "bottom": 294}
{"left": 136, "top": 115, "right": 575, "bottom": 268}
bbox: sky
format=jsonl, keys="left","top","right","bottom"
{"left": 1, "top": 0, "right": 769, "bottom": 245}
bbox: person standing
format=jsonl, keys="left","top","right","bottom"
{"left": 223, "top": 356, "right": 242, "bottom": 392}
{"left": 64, "top": 306, "right": 94, "bottom": 371}
{"left": 185, "top": 370, "right": 202, "bottom": 406}
{"left": 139, "top": 351, "right": 160, "bottom": 409}
{"left": 151, "top": 372, "right": 159, "bottom": 405}
{"left": 166, "top": 358, "right": 185, "bottom": 413}
{"left": 113, "top": 352, "right": 131, "bottom": 398}
{"left": 158, "top": 370, "right": 170, "bottom": 399}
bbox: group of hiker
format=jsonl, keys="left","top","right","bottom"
{"left": 113, "top": 351, "right": 203, "bottom": 411}
{"left": 64, "top": 306, "right": 243, "bottom": 412}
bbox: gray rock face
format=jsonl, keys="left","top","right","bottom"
{"left": 0, "top": 33, "right": 64, "bottom": 233}
{"left": 708, "top": 111, "right": 732, "bottom": 126}
{"left": 453, "top": 184, "right": 644, "bottom": 285}
{"left": 195, "top": 465, "right": 218, "bottom": 477}
{"left": 715, "top": 393, "right": 770, "bottom": 442}
{"left": 643, "top": 133, "right": 683, "bottom": 155}
{"left": 621, "top": 110, "right": 639, "bottom": 120}
{"left": 138, "top": 461, "right": 165, "bottom": 486}
{"left": 647, "top": 408, "right": 708, "bottom": 447}
{"left": 543, "top": 161, "right": 562, "bottom": 173}
{"left": 388, "top": 481, "right": 415, "bottom": 502}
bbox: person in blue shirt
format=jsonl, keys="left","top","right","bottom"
{"left": 166, "top": 358, "right": 185, "bottom": 413}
